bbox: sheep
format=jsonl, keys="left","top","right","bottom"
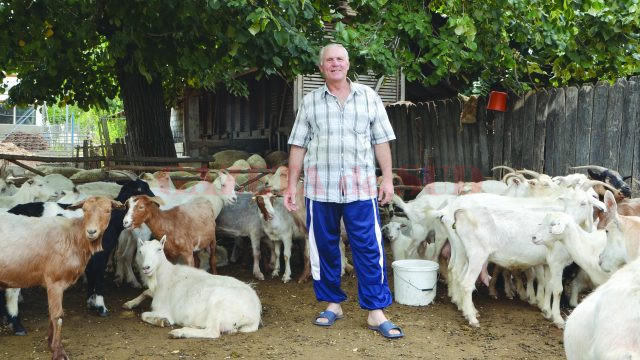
{"left": 0, "top": 196, "right": 122, "bottom": 360}
{"left": 122, "top": 237, "right": 261, "bottom": 339}
{"left": 123, "top": 195, "right": 218, "bottom": 270}
{"left": 563, "top": 257, "right": 640, "bottom": 360}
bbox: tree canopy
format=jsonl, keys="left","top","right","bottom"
{"left": 1, "top": 0, "right": 639, "bottom": 157}
{"left": 337, "top": 0, "right": 640, "bottom": 95}
{"left": 0, "top": 0, "right": 334, "bottom": 157}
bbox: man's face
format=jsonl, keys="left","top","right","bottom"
{"left": 319, "top": 46, "right": 349, "bottom": 83}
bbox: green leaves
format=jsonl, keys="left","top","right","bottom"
{"left": 337, "top": 0, "right": 640, "bottom": 96}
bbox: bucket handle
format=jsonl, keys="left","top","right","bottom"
{"left": 395, "top": 271, "right": 437, "bottom": 292}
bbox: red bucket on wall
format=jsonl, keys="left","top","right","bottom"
{"left": 486, "top": 91, "right": 507, "bottom": 112}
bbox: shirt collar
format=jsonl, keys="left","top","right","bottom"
{"left": 321, "top": 78, "right": 363, "bottom": 98}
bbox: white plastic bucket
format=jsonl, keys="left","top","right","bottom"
{"left": 391, "top": 259, "right": 439, "bottom": 306}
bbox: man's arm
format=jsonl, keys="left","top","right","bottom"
{"left": 284, "top": 145, "right": 306, "bottom": 211}
{"left": 374, "top": 142, "right": 394, "bottom": 205}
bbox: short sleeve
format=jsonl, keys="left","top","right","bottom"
{"left": 370, "top": 91, "right": 396, "bottom": 144}
{"left": 288, "top": 99, "right": 313, "bottom": 148}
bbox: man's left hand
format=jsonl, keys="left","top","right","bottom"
{"left": 378, "top": 177, "right": 394, "bottom": 205}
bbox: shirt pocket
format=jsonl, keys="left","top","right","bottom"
{"left": 353, "top": 113, "right": 370, "bottom": 134}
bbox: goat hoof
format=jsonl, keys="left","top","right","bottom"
{"left": 11, "top": 324, "right": 27, "bottom": 336}
{"left": 8, "top": 316, "right": 27, "bottom": 335}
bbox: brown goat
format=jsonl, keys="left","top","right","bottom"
{"left": 0, "top": 196, "right": 122, "bottom": 360}
{"left": 123, "top": 195, "right": 218, "bottom": 272}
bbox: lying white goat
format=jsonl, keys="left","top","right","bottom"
{"left": 123, "top": 237, "right": 261, "bottom": 339}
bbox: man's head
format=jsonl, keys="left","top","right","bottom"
{"left": 318, "top": 43, "right": 350, "bottom": 84}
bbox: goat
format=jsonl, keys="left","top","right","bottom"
{"left": 82, "top": 179, "right": 156, "bottom": 316}
{"left": 0, "top": 178, "right": 56, "bottom": 208}
{"left": 532, "top": 212, "right": 609, "bottom": 306}
{"left": 564, "top": 257, "right": 640, "bottom": 359}
{"left": 0, "top": 196, "right": 122, "bottom": 360}
{"left": 0, "top": 177, "right": 17, "bottom": 196}
{"left": 253, "top": 189, "right": 306, "bottom": 283}
{"left": 215, "top": 192, "right": 270, "bottom": 280}
{"left": 122, "top": 237, "right": 261, "bottom": 339}
{"left": 571, "top": 165, "right": 631, "bottom": 199}
{"left": 123, "top": 195, "right": 218, "bottom": 271}
{"left": 598, "top": 190, "right": 640, "bottom": 272}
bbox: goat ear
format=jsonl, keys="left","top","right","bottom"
{"left": 604, "top": 190, "right": 617, "bottom": 212}
{"left": 67, "top": 199, "right": 86, "bottom": 210}
{"left": 137, "top": 237, "right": 145, "bottom": 249}
{"left": 159, "top": 235, "right": 167, "bottom": 247}
{"left": 111, "top": 200, "right": 125, "bottom": 210}
{"left": 550, "top": 221, "right": 566, "bottom": 235}
{"left": 150, "top": 196, "right": 165, "bottom": 206}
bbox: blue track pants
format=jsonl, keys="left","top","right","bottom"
{"left": 306, "top": 197, "right": 392, "bottom": 310}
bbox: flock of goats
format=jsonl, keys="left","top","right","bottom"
{"left": 0, "top": 150, "right": 639, "bottom": 359}
{"left": 387, "top": 164, "right": 639, "bottom": 359}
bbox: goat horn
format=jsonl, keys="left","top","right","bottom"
{"left": 503, "top": 172, "right": 525, "bottom": 183}
{"left": 570, "top": 165, "right": 608, "bottom": 172}
{"left": 581, "top": 179, "right": 619, "bottom": 193}
{"left": 516, "top": 169, "right": 541, "bottom": 179}
{"left": 492, "top": 165, "right": 516, "bottom": 174}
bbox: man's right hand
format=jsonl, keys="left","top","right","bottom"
{"left": 284, "top": 186, "right": 298, "bottom": 212}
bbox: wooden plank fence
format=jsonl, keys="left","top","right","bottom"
{"left": 386, "top": 76, "right": 640, "bottom": 193}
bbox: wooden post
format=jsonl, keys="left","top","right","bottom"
{"left": 101, "top": 117, "right": 111, "bottom": 167}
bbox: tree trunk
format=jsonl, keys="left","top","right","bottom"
{"left": 116, "top": 67, "right": 177, "bottom": 159}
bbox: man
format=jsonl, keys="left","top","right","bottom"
{"left": 284, "top": 43, "right": 403, "bottom": 339}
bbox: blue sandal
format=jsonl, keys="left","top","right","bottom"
{"left": 313, "top": 310, "right": 344, "bottom": 327}
{"left": 368, "top": 320, "right": 404, "bottom": 339}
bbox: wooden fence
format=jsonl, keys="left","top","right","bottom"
{"left": 387, "top": 76, "right": 640, "bottom": 190}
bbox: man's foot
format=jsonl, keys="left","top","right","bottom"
{"left": 314, "top": 303, "right": 343, "bottom": 325}
{"left": 367, "top": 309, "right": 402, "bottom": 337}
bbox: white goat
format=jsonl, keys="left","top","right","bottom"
{"left": 598, "top": 190, "right": 640, "bottom": 272}
{"left": 564, "top": 257, "right": 640, "bottom": 359}
{"left": 123, "top": 237, "right": 261, "bottom": 339}
{"left": 532, "top": 212, "right": 610, "bottom": 306}
{"left": 0, "top": 178, "right": 56, "bottom": 208}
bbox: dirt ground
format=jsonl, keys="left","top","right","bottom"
{"left": 1, "top": 242, "right": 566, "bottom": 360}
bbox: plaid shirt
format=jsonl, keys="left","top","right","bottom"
{"left": 288, "top": 81, "right": 396, "bottom": 203}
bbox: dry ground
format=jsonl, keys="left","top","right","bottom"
{"left": 1, "top": 243, "right": 566, "bottom": 360}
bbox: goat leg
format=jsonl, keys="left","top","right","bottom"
{"left": 208, "top": 234, "right": 217, "bottom": 275}
{"left": 47, "top": 283, "right": 69, "bottom": 360}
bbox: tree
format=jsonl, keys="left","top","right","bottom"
{"left": 0, "top": 0, "right": 335, "bottom": 157}
{"left": 336, "top": 0, "right": 640, "bottom": 96}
